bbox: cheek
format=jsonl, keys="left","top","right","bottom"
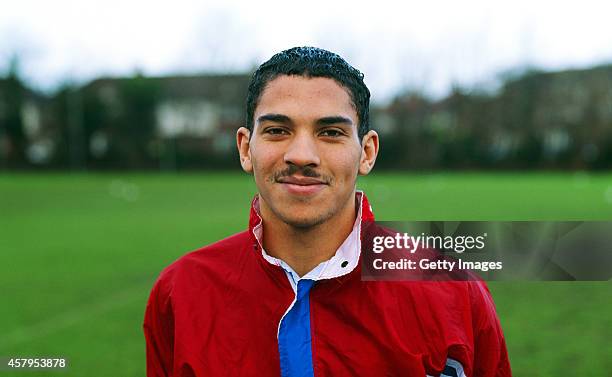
{"left": 329, "top": 148, "right": 361, "bottom": 182}
{"left": 251, "top": 147, "right": 281, "bottom": 181}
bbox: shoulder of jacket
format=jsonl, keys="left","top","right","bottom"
{"left": 156, "top": 230, "right": 252, "bottom": 285}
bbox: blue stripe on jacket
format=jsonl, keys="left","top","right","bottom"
{"left": 278, "top": 279, "right": 315, "bottom": 377}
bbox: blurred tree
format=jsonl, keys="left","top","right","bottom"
{"left": 1, "top": 56, "right": 27, "bottom": 168}
{"left": 382, "top": 92, "right": 433, "bottom": 169}
{"left": 114, "top": 74, "right": 161, "bottom": 168}
{"left": 47, "top": 85, "right": 72, "bottom": 167}
{"left": 78, "top": 74, "right": 161, "bottom": 169}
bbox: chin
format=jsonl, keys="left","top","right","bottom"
{"left": 278, "top": 209, "right": 331, "bottom": 229}
{"left": 284, "top": 216, "right": 328, "bottom": 229}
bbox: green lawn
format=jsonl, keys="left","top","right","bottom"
{"left": 0, "top": 172, "right": 610, "bottom": 376}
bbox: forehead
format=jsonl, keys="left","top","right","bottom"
{"left": 255, "top": 75, "right": 357, "bottom": 121}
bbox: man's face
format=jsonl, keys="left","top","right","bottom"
{"left": 237, "top": 75, "right": 377, "bottom": 228}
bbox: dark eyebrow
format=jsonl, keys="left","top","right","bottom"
{"left": 316, "top": 116, "right": 354, "bottom": 127}
{"left": 256, "top": 113, "right": 354, "bottom": 127}
{"left": 257, "top": 113, "right": 291, "bottom": 125}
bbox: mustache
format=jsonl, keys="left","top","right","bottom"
{"left": 273, "top": 165, "right": 330, "bottom": 183}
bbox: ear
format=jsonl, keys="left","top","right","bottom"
{"left": 358, "top": 130, "right": 379, "bottom": 175}
{"left": 236, "top": 127, "right": 253, "bottom": 173}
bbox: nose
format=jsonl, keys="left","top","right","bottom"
{"left": 283, "top": 132, "right": 320, "bottom": 168}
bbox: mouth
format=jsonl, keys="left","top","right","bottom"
{"left": 276, "top": 176, "right": 328, "bottom": 196}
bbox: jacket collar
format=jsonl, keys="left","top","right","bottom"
{"left": 248, "top": 191, "right": 375, "bottom": 279}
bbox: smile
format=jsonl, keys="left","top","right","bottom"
{"left": 277, "top": 177, "right": 328, "bottom": 196}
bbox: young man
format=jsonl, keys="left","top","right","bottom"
{"left": 144, "top": 47, "right": 511, "bottom": 377}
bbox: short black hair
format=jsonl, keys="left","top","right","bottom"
{"left": 246, "top": 46, "right": 371, "bottom": 139}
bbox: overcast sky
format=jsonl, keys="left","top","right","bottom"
{"left": 2, "top": 0, "right": 612, "bottom": 102}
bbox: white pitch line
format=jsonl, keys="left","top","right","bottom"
{"left": 0, "top": 283, "right": 149, "bottom": 350}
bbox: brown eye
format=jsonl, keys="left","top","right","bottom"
{"left": 265, "top": 128, "right": 288, "bottom": 135}
{"left": 320, "top": 129, "right": 344, "bottom": 137}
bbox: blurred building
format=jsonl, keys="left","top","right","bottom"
{"left": 76, "top": 73, "right": 251, "bottom": 169}
{"left": 1, "top": 65, "right": 611, "bottom": 170}
{"left": 0, "top": 75, "right": 57, "bottom": 168}
{"left": 374, "top": 65, "right": 612, "bottom": 170}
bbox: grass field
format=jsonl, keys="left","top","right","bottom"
{"left": 0, "top": 172, "right": 610, "bottom": 376}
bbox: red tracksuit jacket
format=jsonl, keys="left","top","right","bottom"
{"left": 144, "top": 193, "right": 511, "bottom": 376}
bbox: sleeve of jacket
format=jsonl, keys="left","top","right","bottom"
{"left": 144, "top": 271, "right": 175, "bottom": 377}
{"left": 469, "top": 281, "right": 512, "bottom": 377}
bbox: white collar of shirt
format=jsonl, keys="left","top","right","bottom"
{"left": 252, "top": 191, "right": 364, "bottom": 293}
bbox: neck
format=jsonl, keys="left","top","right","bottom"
{"left": 260, "top": 193, "right": 358, "bottom": 277}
